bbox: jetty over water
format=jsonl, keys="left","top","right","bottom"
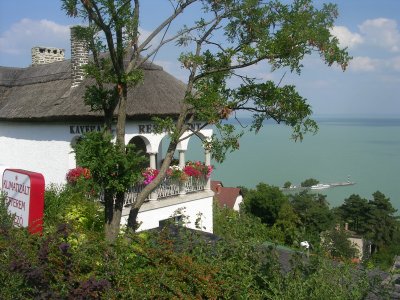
{"left": 281, "top": 181, "right": 356, "bottom": 192}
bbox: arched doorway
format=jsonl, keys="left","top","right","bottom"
{"left": 128, "top": 136, "right": 150, "bottom": 170}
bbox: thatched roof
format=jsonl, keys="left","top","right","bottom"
{"left": 0, "top": 58, "right": 186, "bottom": 122}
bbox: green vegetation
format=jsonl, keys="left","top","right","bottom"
{"left": 60, "top": 0, "right": 351, "bottom": 241}
{"left": 283, "top": 181, "right": 292, "bottom": 188}
{"left": 300, "top": 178, "right": 320, "bottom": 187}
{"left": 0, "top": 184, "right": 389, "bottom": 298}
{"left": 241, "top": 181, "right": 400, "bottom": 271}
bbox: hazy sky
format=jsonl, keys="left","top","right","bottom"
{"left": 0, "top": 0, "right": 399, "bottom": 116}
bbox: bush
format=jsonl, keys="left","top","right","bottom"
{"left": 44, "top": 184, "right": 104, "bottom": 234}
{"left": 0, "top": 188, "right": 387, "bottom": 299}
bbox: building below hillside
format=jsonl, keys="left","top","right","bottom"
{"left": 0, "top": 26, "right": 214, "bottom": 233}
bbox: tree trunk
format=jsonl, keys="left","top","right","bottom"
{"left": 104, "top": 190, "right": 124, "bottom": 243}
{"left": 116, "top": 85, "right": 127, "bottom": 148}
{"left": 126, "top": 138, "right": 179, "bottom": 230}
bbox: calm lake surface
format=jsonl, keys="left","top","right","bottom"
{"left": 186, "top": 116, "right": 400, "bottom": 211}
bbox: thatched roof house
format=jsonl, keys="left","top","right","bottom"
{"left": 0, "top": 57, "right": 185, "bottom": 122}
{"left": 0, "top": 26, "right": 212, "bottom": 185}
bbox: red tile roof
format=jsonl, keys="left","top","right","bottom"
{"left": 211, "top": 180, "right": 242, "bottom": 209}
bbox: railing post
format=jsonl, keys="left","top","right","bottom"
{"left": 179, "top": 180, "right": 187, "bottom": 195}
{"left": 178, "top": 150, "right": 186, "bottom": 169}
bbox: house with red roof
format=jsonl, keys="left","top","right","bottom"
{"left": 211, "top": 180, "right": 243, "bottom": 211}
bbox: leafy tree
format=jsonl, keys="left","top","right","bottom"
{"left": 336, "top": 191, "right": 399, "bottom": 257}
{"left": 289, "top": 191, "right": 335, "bottom": 242}
{"left": 213, "top": 201, "right": 271, "bottom": 244}
{"left": 243, "top": 183, "right": 288, "bottom": 226}
{"left": 301, "top": 178, "right": 319, "bottom": 187}
{"left": 283, "top": 181, "right": 293, "bottom": 188}
{"left": 320, "top": 228, "right": 358, "bottom": 260}
{"left": 367, "top": 191, "right": 398, "bottom": 252}
{"left": 62, "top": 0, "right": 351, "bottom": 240}
{"left": 74, "top": 132, "right": 145, "bottom": 240}
{"left": 335, "top": 194, "right": 371, "bottom": 234}
{"left": 273, "top": 201, "right": 302, "bottom": 246}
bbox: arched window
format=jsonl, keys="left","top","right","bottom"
{"left": 128, "top": 136, "right": 150, "bottom": 169}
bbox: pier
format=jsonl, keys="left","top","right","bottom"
{"left": 281, "top": 181, "right": 356, "bottom": 192}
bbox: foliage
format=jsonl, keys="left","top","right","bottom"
{"left": 44, "top": 184, "right": 104, "bottom": 234}
{"left": 74, "top": 131, "right": 145, "bottom": 193}
{"left": 301, "top": 178, "right": 320, "bottom": 187}
{"left": 0, "top": 224, "right": 110, "bottom": 299}
{"left": 284, "top": 181, "right": 293, "bottom": 188}
{"left": 242, "top": 182, "right": 289, "bottom": 226}
{"left": 62, "top": 0, "right": 351, "bottom": 237}
{"left": 0, "top": 190, "right": 387, "bottom": 299}
{"left": 273, "top": 201, "right": 303, "bottom": 246}
{"left": 213, "top": 200, "right": 384, "bottom": 299}
{"left": 320, "top": 228, "right": 359, "bottom": 260}
{"left": 289, "top": 191, "right": 336, "bottom": 243}
{"left": 0, "top": 192, "right": 15, "bottom": 231}
{"left": 213, "top": 200, "right": 271, "bottom": 244}
{"left": 335, "top": 191, "right": 399, "bottom": 255}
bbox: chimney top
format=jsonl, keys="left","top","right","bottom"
{"left": 70, "top": 26, "right": 89, "bottom": 88}
{"left": 31, "top": 46, "right": 65, "bottom": 66}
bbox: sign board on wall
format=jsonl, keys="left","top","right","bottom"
{"left": 2, "top": 169, "right": 45, "bottom": 234}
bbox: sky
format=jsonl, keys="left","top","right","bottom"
{"left": 0, "top": 0, "right": 399, "bottom": 117}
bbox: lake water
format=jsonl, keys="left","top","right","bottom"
{"left": 185, "top": 117, "right": 400, "bottom": 211}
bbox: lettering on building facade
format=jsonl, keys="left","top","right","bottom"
{"left": 69, "top": 125, "right": 102, "bottom": 134}
{"left": 138, "top": 123, "right": 203, "bottom": 134}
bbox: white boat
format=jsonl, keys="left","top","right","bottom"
{"left": 310, "top": 183, "right": 330, "bottom": 190}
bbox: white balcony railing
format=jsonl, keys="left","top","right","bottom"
{"left": 123, "top": 176, "right": 207, "bottom": 206}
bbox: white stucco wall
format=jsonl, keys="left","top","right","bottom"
{"left": 121, "top": 193, "right": 214, "bottom": 233}
{"left": 233, "top": 195, "right": 243, "bottom": 211}
{"left": 0, "top": 122, "right": 74, "bottom": 185}
{"left": 1, "top": 121, "right": 214, "bottom": 234}
{"left": 0, "top": 121, "right": 213, "bottom": 186}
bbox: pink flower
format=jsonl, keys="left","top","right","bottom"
{"left": 142, "top": 168, "right": 159, "bottom": 185}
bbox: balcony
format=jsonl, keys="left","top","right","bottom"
{"left": 124, "top": 175, "right": 208, "bottom": 206}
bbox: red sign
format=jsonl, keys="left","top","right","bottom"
{"left": 2, "top": 169, "right": 45, "bottom": 234}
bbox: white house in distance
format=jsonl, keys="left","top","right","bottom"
{"left": 0, "top": 27, "right": 214, "bottom": 233}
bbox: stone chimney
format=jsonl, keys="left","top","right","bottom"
{"left": 70, "top": 26, "right": 89, "bottom": 88}
{"left": 31, "top": 47, "right": 65, "bottom": 65}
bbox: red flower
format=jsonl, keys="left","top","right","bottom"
{"left": 66, "top": 167, "right": 91, "bottom": 185}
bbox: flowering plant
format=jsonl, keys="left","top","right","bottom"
{"left": 141, "top": 161, "right": 213, "bottom": 185}
{"left": 166, "top": 165, "right": 188, "bottom": 181}
{"left": 66, "top": 167, "right": 91, "bottom": 185}
{"left": 142, "top": 167, "right": 159, "bottom": 185}
{"left": 183, "top": 161, "right": 213, "bottom": 179}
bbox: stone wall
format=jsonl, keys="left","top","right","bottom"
{"left": 31, "top": 47, "right": 65, "bottom": 65}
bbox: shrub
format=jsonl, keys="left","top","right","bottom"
{"left": 44, "top": 185, "right": 104, "bottom": 234}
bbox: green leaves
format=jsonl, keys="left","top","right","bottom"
{"left": 204, "top": 123, "right": 243, "bottom": 163}
{"left": 74, "top": 131, "right": 146, "bottom": 193}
